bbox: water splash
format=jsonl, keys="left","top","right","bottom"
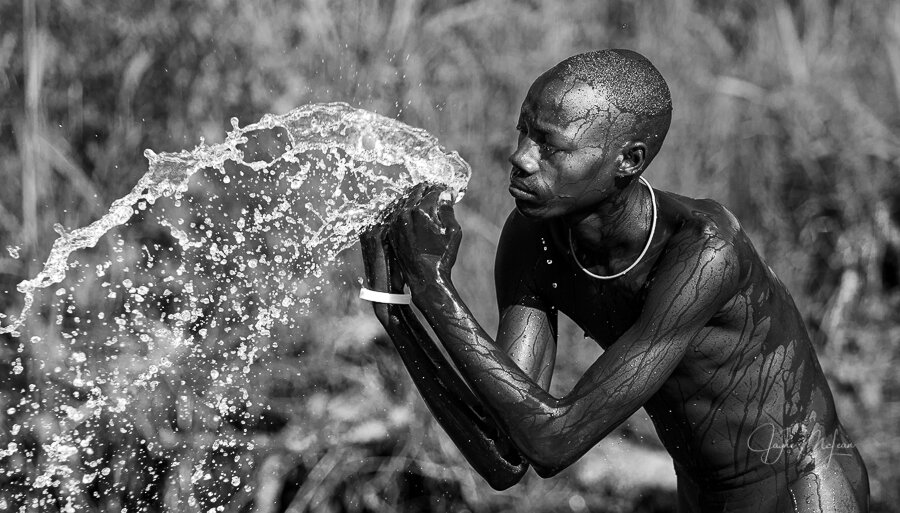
{"left": 1, "top": 102, "right": 469, "bottom": 336}
{"left": 0, "top": 103, "right": 469, "bottom": 511}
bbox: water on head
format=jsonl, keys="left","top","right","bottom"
{"left": 0, "top": 103, "right": 470, "bottom": 510}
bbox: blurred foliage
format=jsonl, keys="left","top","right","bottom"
{"left": 1, "top": 0, "right": 899, "bottom": 511}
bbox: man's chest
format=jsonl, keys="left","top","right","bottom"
{"left": 532, "top": 225, "right": 667, "bottom": 348}
{"left": 538, "top": 262, "right": 651, "bottom": 349}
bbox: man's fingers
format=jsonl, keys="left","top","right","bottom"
{"left": 360, "top": 231, "right": 379, "bottom": 258}
{"left": 382, "top": 240, "right": 406, "bottom": 294}
{"left": 399, "top": 182, "right": 442, "bottom": 217}
{"left": 388, "top": 182, "right": 452, "bottom": 255}
{"left": 421, "top": 184, "right": 452, "bottom": 212}
{"left": 360, "top": 227, "right": 380, "bottom": 248}
{"left": 360, "top": 226, "right": 387, "bottom": 259}
{"left": 403, "top": 183, "right": 429, "bottom": 211}
{"left": 387, "top": 214, "right": 406, "bottom": 249}
{"left": 420, "top": 184, "right": 444, "bottom": 203}
{"left": 438, "top": 199, "right": 459, "bottom": 232}
{"left": 416, "top": 185, "right": 459, "bottom": 232}
{"left": 360, "top": 227, "right": 391, "bottom": 291}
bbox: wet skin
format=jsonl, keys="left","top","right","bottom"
{"left": 361, "top": 69, "right": 869, "bottom": 511}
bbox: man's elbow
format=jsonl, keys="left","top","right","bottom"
{"left": 529, "top": 455, "right": 571, "bottom": 479}
{"left": 485, "top": 467, "right": 526, "bottom": 491}
{"left": 482, "top": 455, "right": 566, "bottom": 488}
{"left": 480, "top": 443, "right": 575, "bottom": 485}
{"left": 517, "top": 403, "right": 619, "bottom": 478}
{"left": 521, "top": 436, "right": 581, "bottom": 478}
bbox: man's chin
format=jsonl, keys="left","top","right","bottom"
{"left": 514, "top": 198, "right": 548, "bottom": 218}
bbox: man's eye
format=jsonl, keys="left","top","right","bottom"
{"left": 540, "top": 143, "right": 559, "bottom": 155}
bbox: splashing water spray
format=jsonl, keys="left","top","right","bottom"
{"left": 0, "top": 103, "right": 469, "bottom": 511}
{"left": 1, "top": 103, "right": 469, "bottom": 337}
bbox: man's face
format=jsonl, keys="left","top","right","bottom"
{"left": 508, "top": 73, "right": 632, "bottom": 219}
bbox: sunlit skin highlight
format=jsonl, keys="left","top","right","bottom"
{"left": 361, "top": 50, "right": 870, "bottom": 512}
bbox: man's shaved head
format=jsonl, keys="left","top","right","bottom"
{"left": 550, "top": 49, "right": 672, "bottom": 118}
{"left": 539, "top": 49, "right": 673, "bottom": 168}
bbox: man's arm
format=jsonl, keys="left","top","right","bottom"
{"left": 390, "top": 189, "right": 741, "bottom": 476}
{"left": 494, "top": 211, "right": 558, "bottom": 391}
{"left": 360, "top": 228, "right": 528, "bottom": 490}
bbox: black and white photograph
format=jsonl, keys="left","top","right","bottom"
{"left": 0, "top": 1, "right": 897, "bottom": 511}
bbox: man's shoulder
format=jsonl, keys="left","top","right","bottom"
{"left": 658, "top": 190, "right": 744, "bottom": 247}
{"left": 656, "top": 191, "right": 748, "bottom": 291}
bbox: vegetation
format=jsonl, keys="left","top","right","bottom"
{"left": 1, "top": 0, "right": 898, "bottom": 511}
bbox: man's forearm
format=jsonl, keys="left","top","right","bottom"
{"left": 380, "top": 303, "right": 527, "bottom": 489}
{"left": 410, "top": 277, "right": 569, "bottom": 464}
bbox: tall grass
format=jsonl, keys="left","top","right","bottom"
{"left": 1, "top": 0, "right": 898, "bottom": 511}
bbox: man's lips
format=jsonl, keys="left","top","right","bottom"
{"left": 508, "top": 181, "right": 537, "bottom": 200}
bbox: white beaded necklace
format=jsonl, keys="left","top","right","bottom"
{"left": 568, "top": 176, "right": 657, "bottom": 280}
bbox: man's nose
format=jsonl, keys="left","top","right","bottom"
{"left": 508, "top": 138, "right": 539, "bottom": 176}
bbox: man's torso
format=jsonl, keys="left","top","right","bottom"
{"left": 505, "top": 190, "right": 868, "bottom": 508}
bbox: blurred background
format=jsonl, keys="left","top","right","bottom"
{"left": 1, "top": 0, "right": 899, "bottom": 511}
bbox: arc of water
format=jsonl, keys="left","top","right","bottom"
{"left": 0, "top": 103, "right": 470, "bottom": 336}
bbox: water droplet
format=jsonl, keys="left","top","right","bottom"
{"left": 0, "top": 103, "right": 475, "bottom": 506}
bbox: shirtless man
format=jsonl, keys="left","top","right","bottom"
{"left": 359, "top": 49, "right": 869, "bottom": 512}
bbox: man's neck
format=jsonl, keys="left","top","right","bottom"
{"left": 565, "top": 178, "right": 654, "bottom": 268}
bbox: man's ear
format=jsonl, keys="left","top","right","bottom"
{"left": 616, "top": 141, "right": 647, "bottom": 179}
